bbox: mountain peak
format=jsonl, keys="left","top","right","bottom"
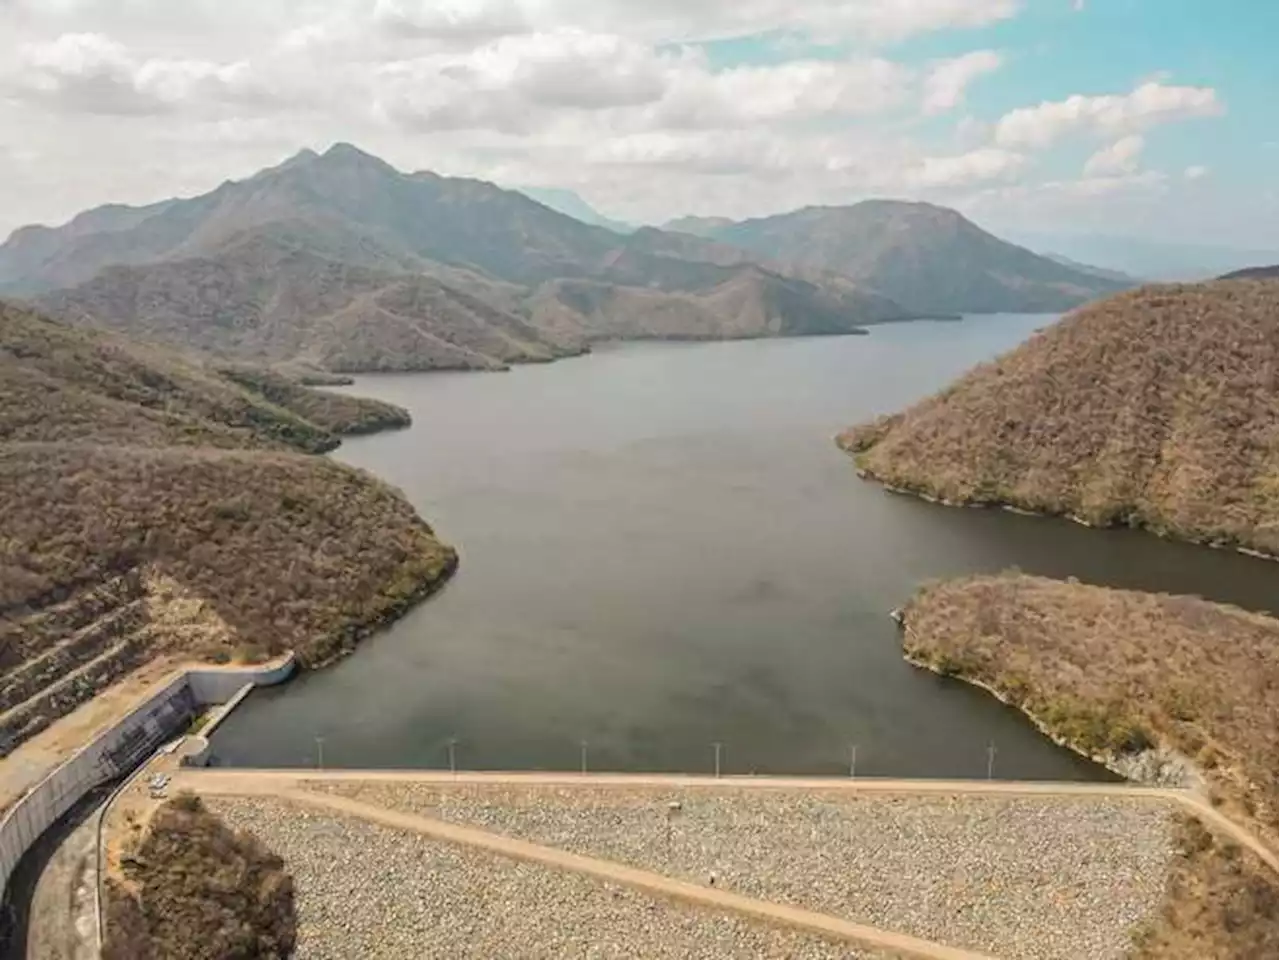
{"left": 320, "top": 142, "right": 386, "bottom": 165}
{"left": 324, "top": 141, "right": 364, "bottom": 158}
{"left": 512, "top": 185, "right": 634, "bottom": 234}
{"left": 283, "top": 147, "right": 319, "bottom": 166}
{"left": 263, "top": 142, "right": 399, "bottom": 178}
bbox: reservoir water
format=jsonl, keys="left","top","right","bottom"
{"left": 210, "top": 316, "right": 1277, "bottom": 777}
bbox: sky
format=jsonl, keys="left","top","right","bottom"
{"left": 0, "top": 0, "right": 1275, "bottom": 247}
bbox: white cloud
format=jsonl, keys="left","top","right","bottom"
{"left": 962, "top": 170, "right": 1170, "bottom": 220}
{"left": 922, "top": 50, "right": 1001, "bottom": 115}
{"left": 6, "top": 32, "right": 274, "bottom": 115}
{"left": 512, "top": 0, "right": 1021, "bottom": 44}
{"left": 273, "top": 0, "right": 1019, "bottom": 54}
{"left": 0, "top": 1, "right": 1271, "bottom": 246}
{"left": 904, "top": 147, "right": 1024, "bottom": 188}
{"left": 371, "top": 0, "right": 529, "bottom": 40}
{"left": 1183, "top": 164, "right": 1208, "bottom": 180}
{"left": 1082, "top": 134, "right": 1143, "bottom": 176}
{"left": 373, "top": 34, "right": 911, "bottom": 135}
{"left": 652, "top": 57, "right": 910, "bottom": 128}
{"left": 374, "top": 27, "right": 677, "bottom": 132}
{"left": 1057, "top": 170, "right": 1169, "bottom": 197}
{"left": 994, "top": 81, "right": 1222, "bottom": 148}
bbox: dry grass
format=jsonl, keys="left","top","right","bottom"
{"left": 1, "top": 301, "right": 337, "bottom": 452}
{"left": 1, "top": 299, "right": 414, "bottom": 450}
{"left": 1129, "top": 816, "right": 1277, "bottom": 960}
{"left": 902, "top": 574, "right": 1279, "bottom": 959}
{"left": 0, "top": 303, "right": 454, "bottom": 756}
{"left": 901, "top": 573, "right": 1277, "bottom": 845}
{"left": 215, "top": 364, "right": 409, "bottom": 435}
{"left": 840, "top": 279, "right": 1279, "bottom": 555}
{"left": 0, "top": 444, "right": 455, "bottom": 667}
{"left": 34, "top": 232, "right": 578, "bottom": 373}
{"left": 103, "top": 793, "right": 297, "bottom": 960}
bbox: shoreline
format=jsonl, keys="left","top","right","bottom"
{"left": 847, "top": 455, "right": 1277, "bottom": 563}
{"left": 899, "top": 637, "right": 1217, "bottom": 805}
{"left": 900, "top": 649, "right": 1128, "bottom": 781}
{"left": 304, "top": 546, "right": 460, "bottom": 673}
{"left": 328, "top": 319, "right": 1016, "bottom": 381}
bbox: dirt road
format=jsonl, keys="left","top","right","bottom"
{"left": 156, "top": 769, "right": 1277, "bottom": 960}
{"left": 172, "top": 768, "right": 1277, "bottom": 874}
{"left": 233, "top": 786, "right": 1000, "bottom": 960}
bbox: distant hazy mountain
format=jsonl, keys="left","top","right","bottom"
{"left": 513, "top": 186, "right": 635, "bottom": 234}
{"left": 528, "top": 263, "right": 903, "bottom": 344}
{"left": 1041, "top": 252, "right": 1137, "bottom": 284}
{"left": 1, "top": 144, "right": 623, "bottom": 291}
{"left": 1218, "top": 265, "right": 1279, "bottom": 281}
{"left": 2, "top": 144, "right": 912, "bottom": 369}
{"left": 672, "top": 201, "right": 1132, "bottom": 315}
{"left": 661, "top": 216, "right": 737, "bottom": 238}
{"left": 1002, "top": 230, "right": 1280, "bottom": 282}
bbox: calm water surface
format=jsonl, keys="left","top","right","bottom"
{"left": 212, "top": 316, "right": 1277, "bottom": 777}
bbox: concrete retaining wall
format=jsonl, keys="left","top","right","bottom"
{"left": 187, "top": 658, "right": 295, "bottom": 703}
{"left": 0, "top": 654, "right": 296, "bottom": 905}
{"left": 179, "top": 681, "right": 258, "bottom": 768}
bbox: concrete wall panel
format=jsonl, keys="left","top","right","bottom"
{"left": 0, "top": 654, "right": 296, "bottom": 903}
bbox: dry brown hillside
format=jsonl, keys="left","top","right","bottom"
{"left": 1, "top": 300, "right": 411, "bottom": 449}
{"left": 840, "top": 279, "right": 1279, "bottom": 555}
{"left": 902, "top": 573, "right": 1278, "bottom": 957}
{"left": 1218, "top": 265, "right": 1278, "bottom": 280}
{"left": 0, "top": 303, "right": 454, "bottom": 759}
{"left": 35, "top": 233, "right": 582, "bottom": 373}
{"left": 214, "top": 364, "right": 409, "bottom": 436}
{"left": 525, "top": 267, "right": 878, "bottom": 343}
{"left": 104, "top": 793, "right": 296, "bottom": 960}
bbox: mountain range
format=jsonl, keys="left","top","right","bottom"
{"left": 661, "top": 203, "right": 1133, "bottom": 314}
{"left": 513, "top": 186, "right": 635, "bottom": 235}
{"left": 0, "top": 143, "right": 1131, "bottom": 372}
{"left": 1000, "top": 229, "right": 1280, "bottom": 282}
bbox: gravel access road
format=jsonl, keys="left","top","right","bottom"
{"left": 304, "top": 781, "right": 1175, "bottom": 960}
{"left": 208, "top": 796, "right": 890, "bottom": 960}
